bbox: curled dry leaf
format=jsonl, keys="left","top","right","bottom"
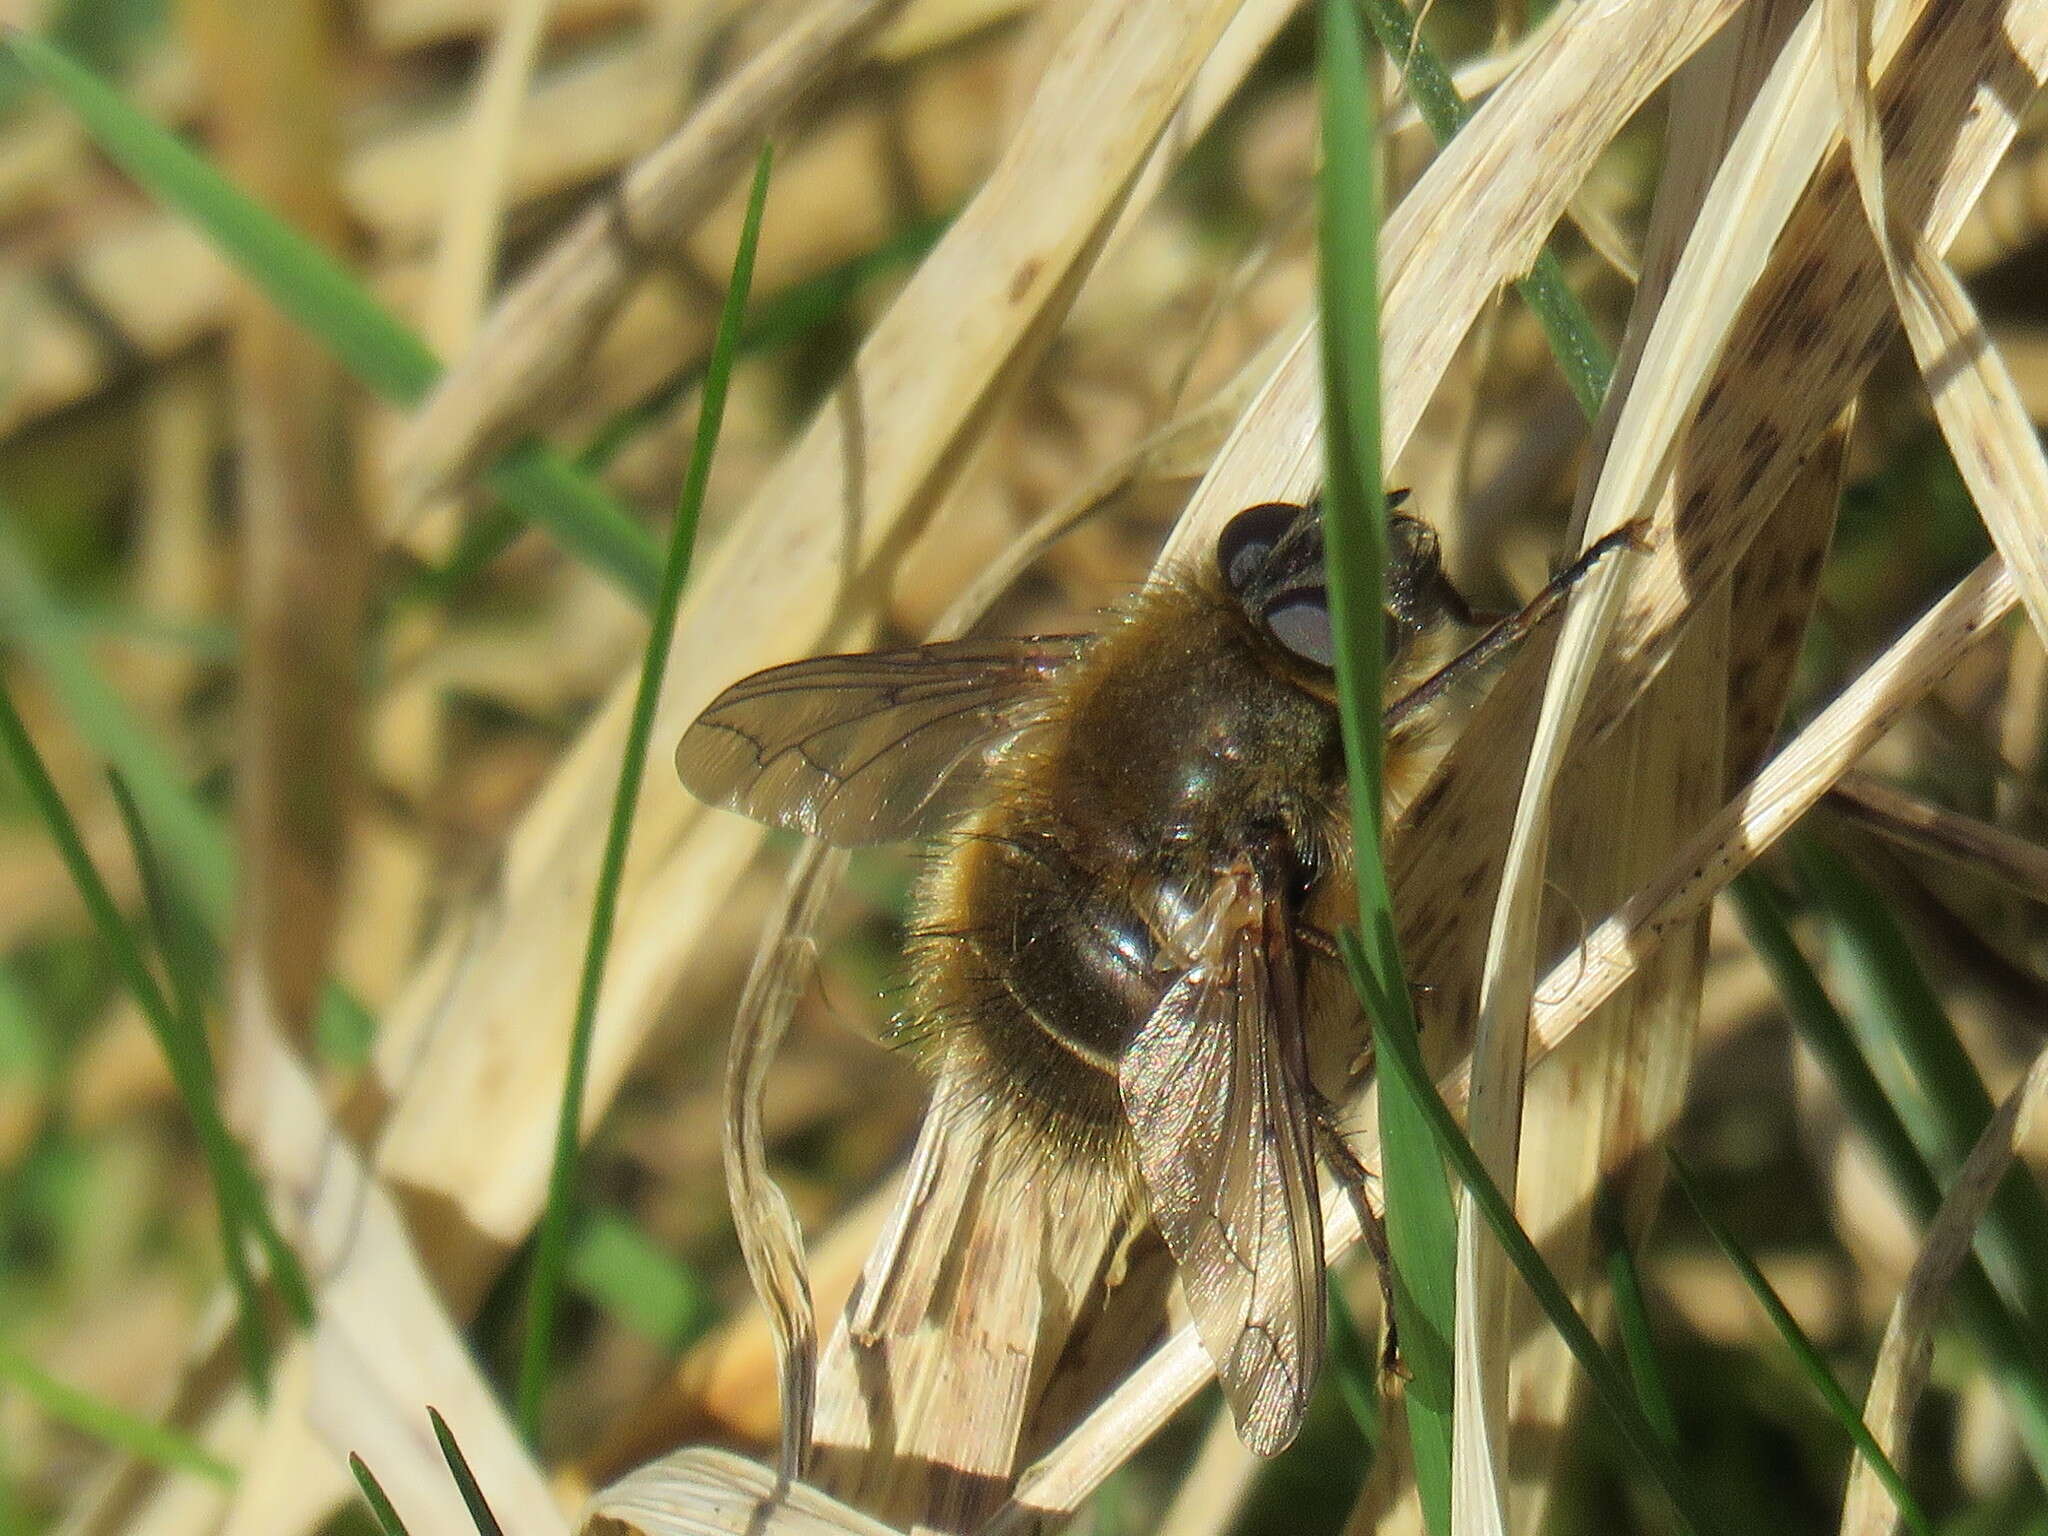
{"left": 1518, "top": 558, "right": 2020, "bottom": 1092}
{"left": 1831, "top": 0, "right": 2048, "bottom": 670}
{"left": 722, "top": 841, "right": 845, "bottom": 1478}
{"left": 580, "top": 1446, "right": 904, "bottom": 1536}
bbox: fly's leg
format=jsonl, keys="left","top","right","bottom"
{"left": 1385, "top": 516, "right": 1651, "bottom": 732}
{"left": 1311, "top": 1102, "right": 1404, "bottom": 1379}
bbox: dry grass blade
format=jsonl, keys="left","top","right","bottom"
{"left": 1839, "top": 1044, "right": 2048, "bottom": 1536}
{"left": 390, "top": 0, "right": 913, "bottom": 521}
{"left": 581, "top": 1447, "right": 905, "bottom": 1535}
{"left": 1522, "top": 554, "right": 2018, "bottom": 1068}
{"left": 1155, "top": 1406, "right": 1260, "bottom": 1536}
{"left": 988, "top": 1178, "right": 1374, "bottom": 1529}
{"left": 723, "top": 841, "right": 846, "bottom": 1479}
{"left": 1827, "top": 773, "right": 2048, "bottom": 902}
{"left": 1391, "top": 0, "right": 2048, "bottom": 1091}
{"left": 422, "top": 0, "right": 557, "bottom": 359}
{"left": 1155, "top": 0, "right": 1744, "bottom": 566}
{"left": 1831, "top": 0, "right": 2048, "bottom": 664}
{"left": 215, "top": 991, "right": 564, "bottom": 1536}
{"left": 1459, "top": 0, "right": 1819, "bottom": 1520}
{"left": 398, "top": 0, "right": 560, "bottom": 560}
{"left": 812, "top": 1077, "right": 1150, "bottom": 1531}
{"left": 1568, "top": 0, "right": 2048, "bottom": 741}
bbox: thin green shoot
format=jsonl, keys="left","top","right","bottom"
{"left": 427, "top": 1409, "right": 505, "bottom": 1536}
{"left": 106, "top": 771, "right": 216, "bottom": 1045}
{"left": 0, "top": 680, "right": 313, "bottom": 1362}
{"left": 576, "top": 209, "right": 954, "bottom": 478}
{"left": 0, "top": 508, "right": 374, "bottom": 1065}
{"left": 1668, "top": 1150, "right": 1933, "bottom": 1536}
{"left": 104, "top": 768, "right": 273, "bottom": 1388}
{"left": 0, "top": 1341, "right": 234, "bottom": 1484}
{"left": 1358, "top": 0, "right": 1612, "bottom": 415}
{"left": 1318, "top": 1, "right": 1457, "bottom": 1527}
{"left": 348, "top": 1455, "right": 413, "bottom": 1536}
{"left": 515, "top": 143, "right": 774, "bottom": 1439}
{"left": 1729, "top": 871, "right": 2048, "bottom": 1483}
{"left": 1597, "top": 1192, "right": 1679, "bottom": 1449}
{"left": 1345, "top": 932, "right": 1717, "bottom": 1536}
{"left": 1794, "top": 833, "right": 2048, "bottom": 1332}
{"left": 0, "top": 512, "right": 231, "bottom": 927}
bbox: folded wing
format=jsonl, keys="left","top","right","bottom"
{"left": 1118, "top": 873, "right": 1325, "bottom": 1456}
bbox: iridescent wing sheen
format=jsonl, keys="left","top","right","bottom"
{"left": 1118, "top": 876, "right": 1325, "bottom": 1457}
{"left": 674, "top": 636, "right": 1085, "bottom": 847}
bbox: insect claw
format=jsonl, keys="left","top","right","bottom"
{"left": 1610, "top": 516, "right": 1655, "bottom": 556}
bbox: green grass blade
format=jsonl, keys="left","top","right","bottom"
{"left": 0, "top": 0, "right": 162, "bottom": 118}
{"left": 568, "top": 1209, "right": 713, "bottom": 1351}
{"left": 482, "top": 447, "right": 661, "bottom": 610}
{"left": 515, "top": 143, "right": 773, "bottom": 1440}
{"left": 0, "top": 679, "right": 313, "bottom": 1353}
{"left": 103, "top": 771, "right": 275, "bottom": 1389}
{"left": 1668, "top": 1151, "right": 1933, "bottom": 1536}
{"left": 0, "top": 513, "right": 232, "bottom": 926}
{"left": 427, "top": 1409, "right": 505, "bottom": 1536}
{"left": 0, "top": 964, "right": 45, "bottom": 1087}
{"left": 1, "top": 31, "right": 661, "bottom": 607}
{"left": 0, "top": 508, "right": 378, "bottom": 1066}
{"left": 1729, "top": 871, "right": 2048, "bottom": 1483}
{"left": 1, "top": 30, "right": 431, "bottom": 398}
{"left": 1324, "top": 1279, "right": 1383, "bottom": 1452}
{"left": 1356, "top": 0, "right": 1611, "bottom": 415}
{"left": 575, "top": 210, "right": 953, "bottom": 477}
{"left": 106, "top": 769, "right": 216, "bottom": 1040}
{"left": 1319, "top": 3, "right": 1456, "bottom": 1526}
{"left": 101, "top": 766, "right": 292, "bottom": 1381}
{"left": 1597, "top": 1193, "right": 1679, "bottom": 1449}
{"left": 1344, "top": 933, "right": 1718, "bottom": 1536}
{"left": 0, "top": 1341, "right": 234, "bottom": 1484}
{"left": 1794, "top": 834, "right": 2048, "bottom": 1331}
{"left": 349, "top": 1454, "right": 413, "bottom": 1536}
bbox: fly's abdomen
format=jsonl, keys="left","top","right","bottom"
{"left": 905, "top": 804, "right": 1164, "bottom": 1157}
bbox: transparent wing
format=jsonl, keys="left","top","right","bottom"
{"left": 675, "top": 636, "right": 1084, "bottom": 847}
{"left": 1119, "top": 878, "right": 1325, "bottom": 1456}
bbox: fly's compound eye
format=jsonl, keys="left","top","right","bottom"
{"left": 1217, "top": 502, "right": 1308, "bottom": 596}
{"left": 1262, "top": 586, "right": 1334, "bottom": 669}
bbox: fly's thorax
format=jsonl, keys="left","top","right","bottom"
{"left": 1048, "top": 580, "right": 1349, "bottom": 880}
